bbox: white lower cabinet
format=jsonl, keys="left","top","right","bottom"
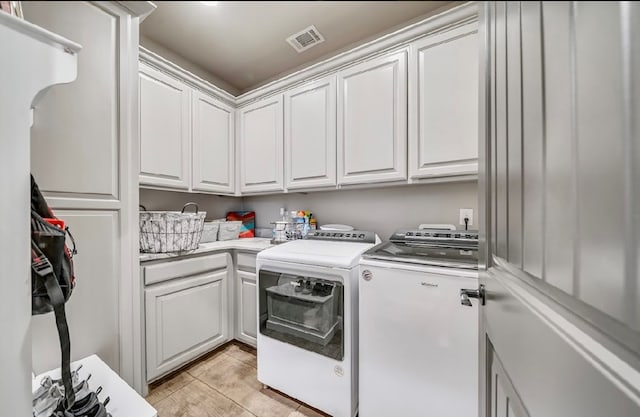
{"left": 235, "top": 251, "right": 257, "bottom": 347}
{"left": 145, "top": 264, "right": 229, "bottom": 381}
{"left": 143, "top": 250, "right": 262, "bottom": 382}
{"left": 236, "top": 270, "right": 257, "bottom": 346}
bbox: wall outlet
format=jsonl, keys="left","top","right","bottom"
{"left": 459, "top": 208, "right": 473, "bottom": 227}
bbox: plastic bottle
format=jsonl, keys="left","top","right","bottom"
{"left": 310, "top": 215, "right": 317, "bottom": 231}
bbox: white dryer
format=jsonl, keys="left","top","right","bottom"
{"left": 256, "top": 230, "right": 378, "bottom": 417}
{"left": 358, "top": 228, "right": 480, "bottom": 417}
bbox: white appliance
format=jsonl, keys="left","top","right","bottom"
{"left": 358, "top": 228, "right": 480, "bottom": 417}
{"left": 256, "top": 230, "right": 378, "bottom": 417}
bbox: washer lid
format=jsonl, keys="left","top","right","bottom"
{"left": 257, "top": 239, "right": 376, "bottom": 269}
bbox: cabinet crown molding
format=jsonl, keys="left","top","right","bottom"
{"left": 114, "top": 1, "right": 156, "bottom": 20}
{"left": 139, "top": 46, "right": 237, "bottom": 107}
{"left": 139, "top": 1, "right": 478, "bottom": 109}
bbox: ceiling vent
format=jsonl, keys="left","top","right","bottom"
{"left": 286, "top": 25, "right": 325, "bottom": 53}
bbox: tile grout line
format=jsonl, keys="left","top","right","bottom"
{"left": 151, "top": 379, "right": 198, "bottom": 409}
{"left": 189, "top": 350, "right": 305, "bottom": 416}
{"left": 187, "top": 350, "right": 259, "bottom": 417}
{"left": 146, "top": 375, "right": 197, "bottom": 406}
{"left": 193, "top": 373, "right": 260, "bottom": 417}
{"left": 161, "top": 345, "right": 312, "bottom": 416}
{"left": 220, "top": 351, "right": 258, "bottom": 369}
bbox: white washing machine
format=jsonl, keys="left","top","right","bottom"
{"left": 256, "top": 230, "right": 378, "bottom": 417}
{"left": 358, "top": 228, "right": 480, "bottom": 417}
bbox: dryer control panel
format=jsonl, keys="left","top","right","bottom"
{"left": 306, "top": 230, "right": 376, "bottom": 244}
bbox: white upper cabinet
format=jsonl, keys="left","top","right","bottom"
{"left": 408, "top": 24, "right": 479, "bottom": 179}
{"left": 192, "top": 90, "right": 235, "bottom": 194}
{"left": 337, "top": 50, "right": 408, "bottom": 185}
{"left": 238, "top": 95, "right": 284, "bottom": 193}
{"left": 139, "top": 63, "right": 191, "bottom": 190}
{"left": 284, "top": 75, "right": 337, "bottom": 190}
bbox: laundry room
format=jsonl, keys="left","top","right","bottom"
{"left": 3, "top": 1, "right": 640, "bottom": 417}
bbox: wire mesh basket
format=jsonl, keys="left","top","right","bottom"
{"left": 139, "top": 203, "right": 206, "bottom": 253}
{"left": 270, "top": 220, "right": 310, "bottom": 244}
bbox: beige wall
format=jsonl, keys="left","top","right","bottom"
{"left": 142, "top": 181, "right": 479, "bottom": 240}
{"left": 242, "top": 182, "right": 478, "bottom": 239}
{"left": 140, "top": 188, "right": 242, "bottom": 221}
{"left": 140, "top": 35, "right": 240, "bottom": 96}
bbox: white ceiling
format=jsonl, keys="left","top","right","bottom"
{"left": 140, "top": 1, "right": 456, "bottom": 94}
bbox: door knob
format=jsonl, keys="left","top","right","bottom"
{"left": 460, "top": 284, "right": 485, "bottom": 306}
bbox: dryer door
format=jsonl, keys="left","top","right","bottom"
{"left": 258, "top": 268, "right": 344, "bottom": 360}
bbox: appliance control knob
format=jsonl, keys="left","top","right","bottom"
{"left": 362, "top": 270, "right": 372, "bottom": 281}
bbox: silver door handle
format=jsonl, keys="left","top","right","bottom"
{"left": 460, "top": 285, "right": 485, "bottom": 307}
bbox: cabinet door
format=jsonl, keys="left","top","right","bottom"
{"left": 409, "top": 24, "right": 479, "bottom": 179}
{"left": 236, "top": 270, "right": 257, "bottom": 347}
{"left": 238, "top": 95, "right": 284, "bottom": 193}
{"left": 145, "top": 270, "right": 228, "bottom": 381}
{"left": 139, "top": 63, "right": 191, "bottom": 190}
{"left": 337, "top": 50, "right": 407, "bottom": 185}
{"left": 192, "top": 90, "right": 235, "bottom": 194}
{"left": 284, "top": 75, "right": 337, "bottom": 190}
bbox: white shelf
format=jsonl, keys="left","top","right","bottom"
{"left": 33, "top": 355, "right": 157, "bottom": 417}
{"left": 0, "top": 12, "right": 81, "bottom": 416}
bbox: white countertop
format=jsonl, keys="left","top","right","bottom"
{"left": 139, "top": 238, "right": 273, "bottom": 262}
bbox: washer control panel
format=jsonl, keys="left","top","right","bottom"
{"left": 306, "top": 230, "right": 376, "bottom": 243}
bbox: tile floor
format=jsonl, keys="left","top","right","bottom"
{"left": 146, "top": 342, "right": 330, "bottom": 417}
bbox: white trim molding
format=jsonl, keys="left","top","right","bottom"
{"left": 115, "top": 1, "right": 156, "bottom": 20}
{"left": 139, "top": 2, "right": 478, "bottom": 109}
{"left": 139, "top": 46, "right": 237, "bottom": 107}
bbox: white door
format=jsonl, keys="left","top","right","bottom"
{"left": 192, "top": 90, "right": 235, "bottom": 194}
{"left": 479, "top": 2, "right": 640, "bottom": 417}
{"left": 145, "top": 270, "right": 228, "bottom": 381}
{"left": 139, "top": 63, "right": 191, "bottom": 190}
{"left": 409, "top": 23, "right": 478, "bottom": 179}
{"left": 238, "top": 95, "right": 284, "bottom": 193}
{"left": 337, "top": 50, "right": 407, "bottom": 185}
{"left": 284, "top": 75, "right": 337, "bottom": 190}
{"left": 236, "top": 270, "right": 257, "bottom": 346}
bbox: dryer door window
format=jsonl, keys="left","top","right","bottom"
{"left": 258, "top": 269, "right": 344, "bottom": 360}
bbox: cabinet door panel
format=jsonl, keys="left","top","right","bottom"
{"left": 32, "top": 211, "right": 119, "bottom": 373}
{"left": 284, "top": 76, "right": 337, "bottom": 190}
{"left": 139, "top": 64, "right": 190, "bottom": 190}
{"left": 146, "top": 270, "right": 228, "bottom": 381}
{"left": 239, "top": 96, "right": 284, "bottom": 193}
{"left": 192, "top": 91, "right": 235, "bottom": 194}
{"left": 236, "top": 252, "right": 257, "bottom": 272}
{"left": 27, "top": 1, "right": 119, "bottom": 199}
{"left": 236, "top": 270, "right": 257, "bottom": 347}
{"left": 337, "top": 50, "right": 407, "bottom": 184}
{"left": 409, "top": 24, "right": 478, "bottom": 179}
